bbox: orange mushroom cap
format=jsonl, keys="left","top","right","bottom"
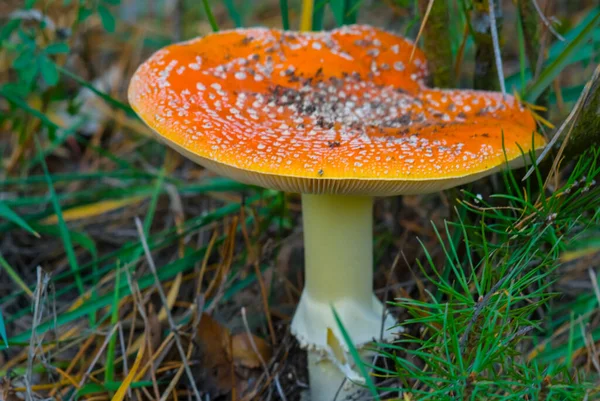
{"left": 128, "top": 25, "right": 546, "bottom": 196}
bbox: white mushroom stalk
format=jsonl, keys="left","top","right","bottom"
{"left": 292, "top": 194, "right": 396, "bottom": 400}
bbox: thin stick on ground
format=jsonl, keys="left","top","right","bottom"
{"left": 125, "top": 278, "right": 161, "bottom": 400}
{"left": 411, "top": 0, "right": 435, "bottom": 66}
{"left": 488, "top": 0, "right": 506, "bottom": 95}
{"left": 240, "top": 307, "right": 271, "bottom": 381}
{"left": 240, "top": 205, "right": 277, "bottom": 345}
{"left": 459, "top": 274, "right": 510, "bottom": 353}
{"left": 25, "top": 267, "right": 49, "bottom": 401}
{"left": 158, "top": 339, "right": 195, "bottom": 401}
{"left": 68, "top": 324, "right": 120, "bottom": 401}
{"left": 472, "top": 0, "right": 503, "bottom": 91}
{"left": 117, "top": 323, "right": 132, "bottom": 400}
{"left": 531, "top": 0, "right": 564, "bottom": 41}
{"left": 134, "top": 217, "right": 202, "bottom": 401}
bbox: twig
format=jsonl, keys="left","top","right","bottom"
{"left": 240, "top": 306, "right": 283, "bottom": 400}
{"left": 25, "top": 267, "right": 49, "bottom": 401}
{"left": 134, "top": 217, "right": 202, "bottom": 401}
{"left": 472, "top": 0, "right": 503, "bottom": 91}
{"left": 125, "top": 270, "right": 161, "bottom": 398}
{"left": 332, "top": 378, "right": 347, "bottom": 401}
{"left": 579, "top": 321, "right": 600, "bottom": 375}
{"left": 68, "top": 324, "right": 120, "bottom": 401}
{"left": 502, "top": 326, "right": 534, "bottom": 345}
{"left": 117, "top": 323, "right": 132, "bottom": 400}
{"left": 411, "top": 0, "right": 435, "bottom": 66}
{"left": 379, "top": 251, "right": 401, "bottom": 341}
{"left": 488, "top": 0, "right": 506, "bottom": 95}
{"left": 273, "top": 371, "right": 288, "bottom": 401}
{"left": 588, "top": 268, "right": 600, "bottom": 307}
{"left": 531, "top": 0, "right": 564, "bottom": 41}
{"left": 240, "top": 205, "right": 277, "bottom": 345}
{"left": 240, "top": 307, "right": 270, "bottom": 376}
{"left": 459, "top": 274, "right": 510, "bottom": 353}
{"left": 158, "top": 339, "right": 195, "bottom": 401}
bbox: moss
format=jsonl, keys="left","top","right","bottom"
{"left": 418, "top": 0, "right": 455, "bottom": 88}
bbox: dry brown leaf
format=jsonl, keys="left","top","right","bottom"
{"left": 231, "top": 332, "right": 272, "bottom": 369}
{"left": 186, "top": 313, "right": 274, "bottom": 397}
{"left": 194, "top": 313, "right": 234, "bottom": 396}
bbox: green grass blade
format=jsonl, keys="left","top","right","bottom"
{"left": 0, "top": 86, "right": 60, "bottom": 132}
{"left": 35, "top": 137, "right": 86, "bottom": 302}
{"left": 201, "top": 0, "right": 219, "bottom": 32}
{"left": 143, "top": 168, "right": 165, "bottom": 234}
{"left": 331, "top": 306, "right": 380, "bottom": 399}
{"left": 330, "top": 0, "right": 345, "bottom": 26}
{"left": 56, "top": 66, "right": 136, "bottom": 117}
{"left": 505, "top": 8, "right": 600, "bottom": 91}
{"left": 0, "top": 253, "right": 33, "bottom": 298}
{"left": 312, "top": 0, "right": 327, "bottom": 31}
{"left": 0, "top": 308, "right": 7, "bottom": 347}
{"left": 279, "top": 0, "right": 290, "bottom": 30}
{"left": 223, "top": 0, "right": 243, "bottom": 27}
{"left": 344, "top": 0, "right": 360, "bottom": 24}
{"left": 330, "top": 0, "right": 359, "bottom": 25}
{"left": 525, "top": 11, "right": 600, "bottom": 102}
{"left": 0, "top": 202, "right": 39, "bottom": 237}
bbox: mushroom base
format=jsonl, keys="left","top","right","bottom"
{"left": 292, "top": 291, "right": 395, "bottom": 351}
{"left": 303, "top": 352, "right": 370, "bottom": 401}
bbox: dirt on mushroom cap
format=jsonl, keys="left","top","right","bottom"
{"left": 128, "top": 25, "right": 546, "bottom": 196}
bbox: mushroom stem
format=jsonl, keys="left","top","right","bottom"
{"left": 292, "top": 194, "right": 396, "bottom": 400}
{"left": 303, "top": 194, "right": 373, "bottom": 307}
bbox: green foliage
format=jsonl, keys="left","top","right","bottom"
{"left": 525, "top": 9, "right": 600, "bottom": 103}
{"left": 506, "top": 7, "right": 600, "bottom": 98}
{"left": 0, "top": 202, "right": 39, "bottom": 237}
{"left": 373, "top": 148, "right": 600, "bottom": 399}
{"left": 279, "top": 0, "right": 290, "bottom": 30}
{"left": 201, "top": 0, "right": 220, "bottom": 31}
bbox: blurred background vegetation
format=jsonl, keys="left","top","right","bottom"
{"left": 1, "top": 0, "right": 600, "bottom": 400}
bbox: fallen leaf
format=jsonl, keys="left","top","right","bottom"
{"left": 193, "top": 313, "right": 234, "bottom": 396}
{"left": 231, "top": 332, "right": 272, "bottom": 369}
{"left": 183, "top": 313, "right": 274, "bottom": 397}
{"left": 40, "top": 196, "right": 144, "bottom": 224}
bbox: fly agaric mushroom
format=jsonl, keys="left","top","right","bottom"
{"left": 128, "top": 25, "right": 546, "bottom": 400}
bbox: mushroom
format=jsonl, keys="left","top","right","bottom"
{"left": 128, "top": 25, "right": 546, "bottom": 400}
